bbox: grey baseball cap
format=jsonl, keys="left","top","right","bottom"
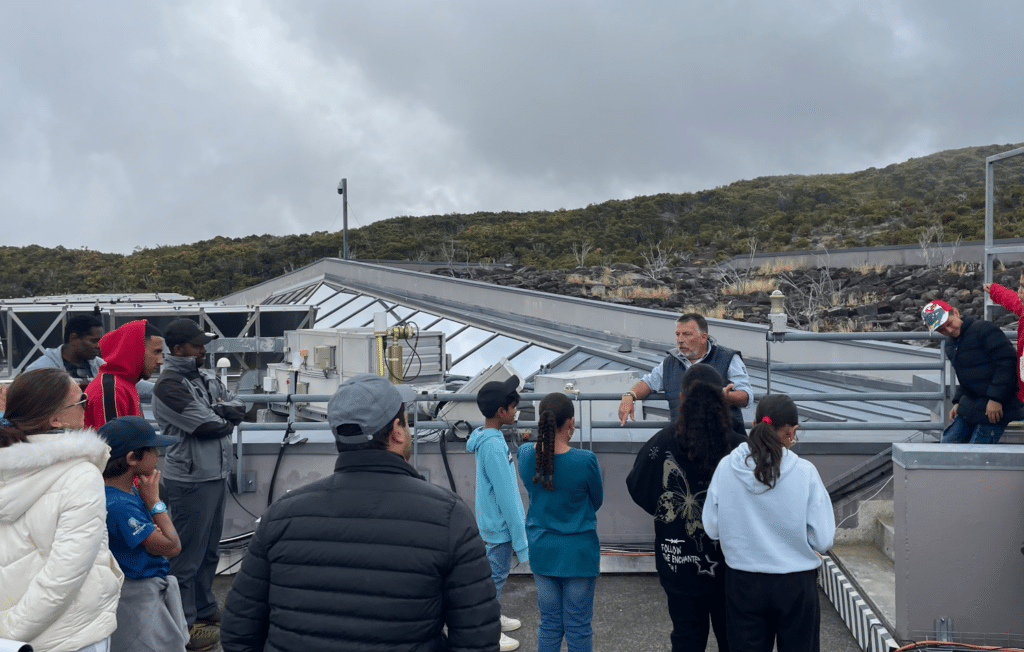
{"left": 328, "top": 374, "right": 417, "bottom": 443}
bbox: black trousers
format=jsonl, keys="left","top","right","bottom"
{"left": 725, "top": 568, "right": 820, "bottom": 652}
{"left": 165, "top": 477, "right": 227, "bottom": 626}
{"left": 664, "top": 583, "right": 730, "bottom": 652}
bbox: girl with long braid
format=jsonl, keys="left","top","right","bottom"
{"left": 517, "top": 392, "right": 603, "bottom": 652}
{"left": 626, "top": 363, "right": 744, "bottom": 652}
{"left": 703, "top": 394, "right": 835, "bottom": 652}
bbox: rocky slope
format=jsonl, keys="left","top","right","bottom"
{"left": 436, "top": 261, "right": 1024, "bottom": 335}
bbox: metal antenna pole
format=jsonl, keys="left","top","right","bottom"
{"left": 337, "top": 178, "right": 348, "bottom": 260}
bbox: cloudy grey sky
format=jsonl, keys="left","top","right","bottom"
{"left": 1, "top": 0, "right": 1021, "bottom": 254}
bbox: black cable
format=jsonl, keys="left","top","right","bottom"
{"left": 229, "top": 488, "right": 259, "bottom": 520}
{"left": 267, "top": 423, "right": 294, "bottom": 508}
{"left": 215, "top": 554, "right": 246, "bottom": 576}
{"left": 219, "top": 531, "right": 255, "bottom": 546}
{"left": 403, "top": 322, "right": 423, "bottom": 381}
{"left": 438, "top": 419, "right": 470, "bottom": 494}
{"left": 439, "top": 424, "right": 458, "bottom": 493}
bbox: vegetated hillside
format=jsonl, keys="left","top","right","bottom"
{"left": 350, "top": 143, "right": 1024, "bottom": 266}
{"left": 1, "top": 143, "right": 1022, "bottom": 301}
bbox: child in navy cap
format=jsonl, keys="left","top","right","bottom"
{"left": 99, "top": 416, "right": 190, "bottom": 652}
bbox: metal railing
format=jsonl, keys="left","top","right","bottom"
{"left": 765, "top": 329, "right": 948, "bottom": 432}
{"left": 231, "top": 389, "right": 669, "bottom": 484}
{"left": 227, "top": 319, "right": 989, "bottom": 482}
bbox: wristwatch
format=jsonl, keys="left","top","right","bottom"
{"left": 150, "top": 501, "right": 167, "bottom": 515}
{"left": 623, "top": 391, "right": 638, "bottom": 401}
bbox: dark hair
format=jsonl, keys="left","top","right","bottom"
{"left": 334, "top": 406, "right": 406, "bottom": 452}
{"left": 746, "top": 394, "right": 800, "bottom": 489}
{"left": 102, "top": 447, "right": 155, "bottom": 478}
{"left": 144, "top": 322, "right": 163, "bottom": 340}
{"left": 0, "top": 368, "right": 75, "bottom": 447}
{"left": 533, "top": 392, "right": 574, "bottom": 491}
{"left": 480, "top": 390, "right": 520, "bottom": 419}
{"left": 65, "top": 314, "right": 103, "bottom": 344}
{"left": 674, "top": 364, "right": 732, "bottom": 476}
{"left": 676, "top": 313, "right": 708, "bottom": 333}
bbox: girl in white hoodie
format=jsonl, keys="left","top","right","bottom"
{"left": 702, "top": 394, "right": 835, "bottom": 652}
{"left": 0, "top": 368, "right": 123, "bottom": 652}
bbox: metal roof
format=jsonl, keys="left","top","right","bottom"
{"left": 234, "top": 258, "right": 939, "bottom": 444}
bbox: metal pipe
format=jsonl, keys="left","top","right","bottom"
{"left": 767, "top": 331, "right": 944, "bottom": 342}
{"left": 767, "top": 362, "right": 943, "bottom": 371}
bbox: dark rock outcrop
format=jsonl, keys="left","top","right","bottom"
{"left": 433, "top": 261, "right": 1024, "bottom": 336}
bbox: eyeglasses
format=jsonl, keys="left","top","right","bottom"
{"left": 64, "top": 394, "right": 89, "bottom": 411}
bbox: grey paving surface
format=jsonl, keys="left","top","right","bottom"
{"left": 210, "top": 571, "right": 864, "bottom": 651}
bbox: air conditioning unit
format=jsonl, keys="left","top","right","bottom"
{"left": 436, "top": 358, "right": 521, "bottom": 433}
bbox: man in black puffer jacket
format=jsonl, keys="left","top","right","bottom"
{"left": 221, "top": 374, "right": 500, "bottom": 652}
{"left": 923, "top": 300, "right": 1024, "bottom": 444}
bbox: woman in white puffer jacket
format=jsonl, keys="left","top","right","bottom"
{"left": 0, "top": 368, "right": 123, "bottom": 652}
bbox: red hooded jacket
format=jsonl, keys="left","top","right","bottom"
{"left": 988, "top": 282, "right": 1024, "bottom": 403}
{"left": 84, "top": 320, "right": 149, "bottom": 428}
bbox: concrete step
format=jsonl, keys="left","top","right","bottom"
{"left": 830, "top": 542, "right": 897, "bottom": 632}
{"left": 828, "top": 499, "right": 899, "bottom": 649}
{"left": 875, "top": 512, "right": 895, "bottom": 563}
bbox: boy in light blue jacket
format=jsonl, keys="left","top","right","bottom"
{"left": 467, "top": 376, "right": 529, "bottom": 650}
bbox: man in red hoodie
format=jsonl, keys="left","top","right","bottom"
{"left": 84, "top": 320, "right": 164, "bottom": 428}
{"left": 985, "top": 277, "right": 1024, "bottom": 403}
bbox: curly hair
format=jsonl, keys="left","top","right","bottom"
{"left": 533, "top": 392, "right": 574, "bottom": 491}
{"left": 0, "top": 368, "right": 75, "bottom": 448}
{"left": 674, "top": 364, "right": 732, "bottom": 477}
{"left": 747, "top": 394, "right": 799, "bottom": 489}
{"left": 64, "top": 313, "right": 103, "bottom": 344}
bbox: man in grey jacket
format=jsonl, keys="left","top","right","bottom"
{"left": 153, "top": 319, "right": 246, "bottom": 651}
{"left": 26, "top": 313, "right": 104, "bottom": 387}
{"left": 27, "top": 313, "right": 155, "bottom": 400}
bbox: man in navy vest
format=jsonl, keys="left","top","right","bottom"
{"left": 618, "top": 313, "right": 752, "bottom": 437}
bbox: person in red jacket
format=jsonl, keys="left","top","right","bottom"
{"left": 84, "top": 320, "right": 164, "bottom": 428}
{"left": 985, "top": 277, "right": 1024, "bottom": 403}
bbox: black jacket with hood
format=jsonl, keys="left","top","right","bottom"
{"left": 946, "top": 316, "right": 1024, "bottom": 424}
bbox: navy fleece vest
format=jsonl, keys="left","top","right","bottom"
{"left": 663, "top": 343, "right": 747, "bottom": 436}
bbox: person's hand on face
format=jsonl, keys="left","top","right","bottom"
{"left": 136, "top": 467, "right": 162, "bottom": 506}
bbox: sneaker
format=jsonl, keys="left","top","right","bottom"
{"left": 499, "top": 632, "right": 520, "bottom": 652}
{"left": 186, "top": 624, "right": 220, "bottom": 651}
{"left": 500, "top": 614, "right": 521, "bottom": 632}
{"left": 195, "top": 607, "right": 222, "bottom": 625}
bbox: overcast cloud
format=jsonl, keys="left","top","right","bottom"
{"left": 0, "top": 0, "right": 1021, "bottom": 254}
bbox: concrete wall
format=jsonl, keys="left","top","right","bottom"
{"left": 721, "top": 238, "right": 1024, "bottom": 271}
{"left": 223, "top": 438, "right": 883, "bottom": 552}
{"left": 892, "top": 443, "right": 1024, "bottom": 645}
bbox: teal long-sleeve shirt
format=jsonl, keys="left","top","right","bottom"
{"left": 517, "top": 444, "right": 603, "bottom": 577}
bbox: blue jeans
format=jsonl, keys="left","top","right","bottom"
{"left": 942, "top": 416, "right": 1007, "bottom": 444}
{"left": 534, "top": 574, "right": 597, "bottom": 652}
{"left": 485, "top": 541, "right": 513, "bottom": 601}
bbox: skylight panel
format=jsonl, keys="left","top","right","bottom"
{"left": 450, "top": 335, "right": 525, "bottom": 375}
{"left": 314, "top": 294, "right": 372, "bottom": 328}
{"left": 306, "top": 283, "right": 342, "bottom": 306}
{"left": 443, "top": 326, "right": 491, "bottom": 363}
{"left": 508, "top": 344, "right": 562, "bottom": 377}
